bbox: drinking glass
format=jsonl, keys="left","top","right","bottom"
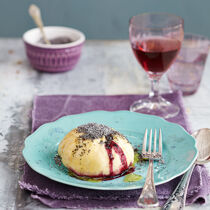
{"left": 129, "top": 13, "right": 184, "bottom": 119}
{"left": 167, "top": 33, "right": 209, "bottom": 95}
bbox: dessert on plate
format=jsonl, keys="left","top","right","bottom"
{"left": 58, "top": 123, "right": 134, "bottom": 179}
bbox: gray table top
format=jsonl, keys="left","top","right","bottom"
{"left": 0, "top": 39, "right": 209, "bottom": 209}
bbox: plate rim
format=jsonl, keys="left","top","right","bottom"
{"left": 23, "top": 110, "right": 198, "bottom": 190}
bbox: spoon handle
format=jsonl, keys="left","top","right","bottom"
{"left": 162, "top": 163, "right": 195, "bottom": 210}
{"left": 29, "top": 4, "right": 50, "bottom": 45}
{"left": 33, "top": 16, "right": 50, "bottom": 45}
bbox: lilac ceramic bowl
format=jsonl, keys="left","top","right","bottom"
{"left": 23, "top": 26, "right": 85, "bottom": 72}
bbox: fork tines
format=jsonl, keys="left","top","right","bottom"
{"left": 142, "top": 128, "right": 162, "bottom": 160}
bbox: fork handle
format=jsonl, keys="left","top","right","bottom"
{"left": 137, "top": 159, "right": 159, "bottom": 208}
{"left": 162, "top": 163, "right": 195, "bottom": 210}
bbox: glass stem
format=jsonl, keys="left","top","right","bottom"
{"left": 149, "top": 79, "right": 160, "bottom": 99}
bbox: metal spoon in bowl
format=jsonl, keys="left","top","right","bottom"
{"left": 28, "top": 4, "right": 51, "bottom": 45}
{"left": 163, "top": 128, "right": 210, "bottom": 210}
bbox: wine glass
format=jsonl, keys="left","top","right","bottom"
{"left": 129, "top": 13, "right": 184, "bottom": 119}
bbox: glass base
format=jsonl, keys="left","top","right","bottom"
{"left": 130, "top": 96, "right": 180, "bottom": 119}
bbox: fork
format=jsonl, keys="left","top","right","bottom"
{"left": 137, "top": 128, "right": 162, "bottom": 208}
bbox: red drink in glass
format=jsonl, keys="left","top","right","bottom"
{"left": 132, "top": 37, "right": 181, "bottom": 73}
{"left": 129, "top": 13, "right": 184, "bottom": 119}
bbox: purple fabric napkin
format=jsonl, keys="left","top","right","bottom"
{"left": 19, "top": 92, "right": 210, "bottom": 208}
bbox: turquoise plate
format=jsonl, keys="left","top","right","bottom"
{"left": 23, "top": 111, "right": 197, "bottom": 190}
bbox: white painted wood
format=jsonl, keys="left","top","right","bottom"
{"left": 0, "top": 39, "right": 209, "bottom": 209}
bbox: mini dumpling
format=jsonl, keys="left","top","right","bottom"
{"left": 58, "top": 123, "right": 134, "bottom": 178}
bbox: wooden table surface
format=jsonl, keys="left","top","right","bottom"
{"left": 0, "top": 39, "right": 209, "bottom": 209}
